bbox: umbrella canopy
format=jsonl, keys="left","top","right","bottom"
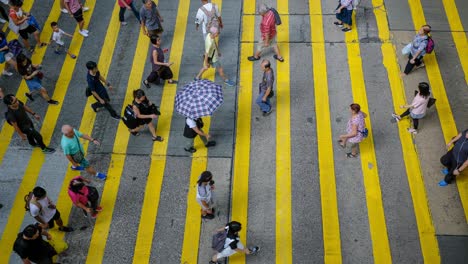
{"left": 174, "top": 79, "right": 224, "bottom": 119}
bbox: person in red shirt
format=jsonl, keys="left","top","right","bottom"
{"left": 68, "top": 176, "right": 102, "bottom": 218}
{"left": 248, "top": 4, "right": 283, "bottom": 62}
{"left": 118, "top": 0, "right": 140, "bottom": 26}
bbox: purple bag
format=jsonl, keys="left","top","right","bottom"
{"left": 7, "top": 39, "right": 23, "bottom": 57}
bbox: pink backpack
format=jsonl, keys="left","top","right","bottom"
{"left": 425, "top": 36, "right": 434, "bottom": 54}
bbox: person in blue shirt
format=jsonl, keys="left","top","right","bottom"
{"left": 86, "top": 61, "right": 120, "bottom": 120}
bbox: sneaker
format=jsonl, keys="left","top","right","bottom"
{"left": 47, "top": 99, "right": 59, "bottom": 105}
{"left": 25, "top": 92, "right": 34, "bottom": 101}
{"left": 205, "top": 141, "right": 216, "bottom": 147}
{"left": 391, "top": 113, "right": 401, "bottom": 122}
{"left": 438, "top": 180, "right": 448, "bottom": 187}
{"left": 82, "top": 29, "right": 89, "bottom": 34}
{"left": 42, "top": 147, "right": 56, "bottom": 154}
{"left": 0, "top": 18, "right": 6, "bottom": 24}
{"left": 441, "top": 168, "right": 449, "bottom": 175}
{"left": 61, "top": 8, "right": 68, "bottom": 14}
{"left": 83, "top": 6, "right": 90, "bottom": 12}
{"left": 2, "top": 70, "right": 13, "bottom": 76}
{"left": 70, "top": 54, "right": 77, "bottom": 59}
{"left": 249, "top": 246, "right": 260, "bottom": 255}
{"left": 193, "top": 77, "right": 201, "bottom": 81}
{"left": 96, "top": 172, "right": 107, "bottom": 180}
{"left": 342, "top": 28, "right": 352, "bottom": 32}
{"left": 201, "top": 214, "right": 215, "bottom": 219}
{"left": 71, "top": 165, "right": 85, "bottom": 171}
{"left": 415, "top": 63, "right": 425, "bottom": 70}
{"left": 58, "top": 226, "right": 74, "bottom": 232}
{"left": 79, "top": 30, "right": 88, "bottom": 37}
{"left": 224, "top": 79, "right": 236, "bottom": 87}
{"left": 247, "top": 55, "right": 261, "bottom": 61}
{"left": 407, "top": 128, "right": 417, "bottom": 134}
{"left": 111, "top": 115, "right": 121, "bottom": 121}
{"left": 184, "top": 147, "right": 197, "bottom": 153}
{"left": 142, "top": 79, "right": 150, "bottom": 89}
{"left": 95, "top": 206, "right": 103, "bottom": 212}
{"left": 121, "top": 21, "right": 128, "bottom": 26}
{"left": 263, "top": 109, "right": 273, "bottom": 116}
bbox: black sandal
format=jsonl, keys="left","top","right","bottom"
{"left": 248, "top": 56, "right": 261, "bottom": 61}
{"left": 152, "top": 136, "right": 164, "bottom": 142}
{"left": 273, "top": 55, "right": 284, "bottom": 62}
{"left": 168, "top": 80, "right": 178, "bottom": 84}
{"left": 346, "top": 153, "right": 358, "bottom": 158}
{"left": 337, "top": 140, "right": 345, "bottom": 148}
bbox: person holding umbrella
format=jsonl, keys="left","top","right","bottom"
{"left": 175, "top": 79, "right": 222, "bottom": 153}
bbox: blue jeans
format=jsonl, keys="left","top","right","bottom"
{"left": 119, "top": 2, "right": 140, "bottom": 22}
{"left": 256, "top": 91, "right": 271, "bottom": 112}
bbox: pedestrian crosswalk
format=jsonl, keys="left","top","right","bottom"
{"left": 1, "top": 0, "right": 468, "bottom": 263}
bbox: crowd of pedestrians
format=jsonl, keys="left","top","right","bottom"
{"left": 0, "top": 0, "right": 465, "bottom": 263}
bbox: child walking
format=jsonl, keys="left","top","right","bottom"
{"left": 50, "top": 21, "right": 76, "bottom": 59}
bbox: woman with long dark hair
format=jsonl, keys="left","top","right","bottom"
{"left": 129, "top": 89, "right": 163, "bottom": 141}
{"left": 196, "top": 171, "right": 215, "bottom": 219}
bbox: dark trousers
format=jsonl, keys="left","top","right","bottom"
{"left": 400, "top": 109, "right": 419, "bottom": 129}
{"left": 0, "top": 6, "right": 8, "bottom": 21}
{"left": 23, "top": 127, "right": 46, "bottom": 149}
{"left": 119, "top": 1, "right": 140, "bottom": 22}
{"left": 146, "top": 66, "right": 173, "bottom": 84}
{"left": 404, "top": 54, "right": 423, "bottom": 74}
{"left": 440, "top": 150, "right": 459, "bottom": 183}
{"left": 92, "top": 97, "right": 118, "bottom": 117}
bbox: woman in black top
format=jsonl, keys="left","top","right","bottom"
{"left": 129, "top": 89, "right": 163, "bottom": 141}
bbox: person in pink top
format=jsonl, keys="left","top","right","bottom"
{"left": 64, "top": 0, "right": 89, "bottom": 37}
{"left": 248, "top": 3, "right": 283, "bottom": 62}
{"left": 338, "top": 103, "right": 367, "bottom": 158}
{"left": 68, "top": 176, "right": 102, "bottom": 218}
{"left": 118, "top": 0, "right": 140, "bottom": 26}
{"left": 392, "top": 82, "right": 431, "bottom": 134}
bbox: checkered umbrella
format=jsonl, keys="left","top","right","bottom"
{"left": 174, "top": 79, "right": 224, "bottom": 119}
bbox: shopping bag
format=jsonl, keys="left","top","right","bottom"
{"left": 402, "top": 43, "right": 411, "bottom": 56}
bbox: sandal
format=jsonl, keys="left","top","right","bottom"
{"left": 248, "top": 55, "right": 261, "bottom": 61}
{"left": 333, "top": 21, "right": 343, "bottom": 26}
{"left": 346, "top": 153, "right": 358, "bottom": 158}
{"left": 152, "top": 136, "right": 164, "bottom": 142}
{"left": 273, "top": 55, "right": 284, "bottom": 62}
{"left": 337, "top": 140, "right": 345, "bottom": 149}
{"left": 39, "top": 42, "right": 48, "bottom": 47}
{"left": 168, "top": 80, "right": 178, "bottom": 84}
{"left": 129, "top": 130, "right": 140, "bottom": 136}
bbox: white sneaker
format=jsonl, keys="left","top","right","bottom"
{"left": 83, "top": 6, "right": 90, "bottom": 12}
{"left": 121, "top": 21, "right": 128, "bottom": 26}
{"left": 391, "top": 113, "right": 401, "bottom": 122}
{"left": 2, "top": 70, "right": 13, "bottom": 76}
{"left": 61, "top": 8, "right": 68, "bottom": 14}
{"left": 407, "top": 128, "right": 417, "bottom": 134}
{"left": 79, "top": 30, "right": 88, "bottom": 37}
{"left": 0, "top": 18, "right": 6, "bottom": 24}
{"left": 82, "top": 29, "right": 89, "bottom": 34}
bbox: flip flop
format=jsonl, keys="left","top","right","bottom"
{"left": 273, "top": 55, "right": 284, "bottom": 62}
{"left": 152, "top": 136, "right": 164, "bottom": 142}
{"left": 337, "top": 140, "right": 346, "bottom": 148}
{"left": 346, "top": 153, "right": 358, "bottom": 158}
{"left": 248, "top": 56, "right": 261, "bottom": 61}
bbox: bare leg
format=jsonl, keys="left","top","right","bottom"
{"left": 217, "top": 66, "right": 228, "bottom": 81}
{"left": 39, "top": 88, "right": 51, "bottom": 101}
{"left": 147, "top": 123, "right": 157, "bottom": 138}
{"left": 85, "top": 166, "right": 97, "bottom": 176}
{"left": 22, "top": 38, "right": 31, "bottom": 49}
{"left": 196, "top": 66, "right": 208, "bottom": 79}
{"left": 253, "top": 49, "right": 262, "bottom": 58}
{"left": 272, "top": 43, "right": 282, "bottom": 59}
{"left": 0, "top": 87, "right": 4, "bottom": 99}
{"left": 79, "top": 20, "right": 85, "bottom": 31}
{"left": 33, "top": 31, "right": 45, "bottom": 46}
{"left": 130, "top": 125, "right": 144, "bottom": 133}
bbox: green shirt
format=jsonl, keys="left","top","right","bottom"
{"left": 61, "top": 129, "right": 83, "bottom": 155}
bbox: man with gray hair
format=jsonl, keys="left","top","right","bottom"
{"left": 256, "top": 59, "right": 274, "bottom": 116}
{"left": 195, "top": 26, "right": 235, "bottom": 87}
{"left": 140, "top": 0, "right": 164, "bottom": 37}
{"left": 248, "top": 3, "right": 284, "bottom": 62}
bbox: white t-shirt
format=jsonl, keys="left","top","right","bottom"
{"left": 195, "top": 3, "right": 220, "bottom": 35}
{"left": 52, "top": 29, "right": 66, "bottom": 46}
{"left": 186, "top": 118, "right": 197, "bottom": 128}
{"left": 29, "top": 196, "right": 57, "bottom": 223}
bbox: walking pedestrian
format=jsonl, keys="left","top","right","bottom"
{"left": 334, "top": 0, "right": 353, "bottom": 32}
{"left": 0, "top": 0, "right": 9, "bottom": 24}
{"left": 16, "top": 53, "right": 60, "bottom": 105}
{"left": 195, "top": 0, "right": 223, "bottom": 41}
{"left": 129, "top": 89, "right": 164, "bottom": 141}
{"left": 195, "top": 27, "right": 235, "bottom": 86}
{"left": 140, "top": 0, "right": 163, "bottom": 37}
{"left": 338, "top": 103, "right": 367, "bottom": 158}
{"left": 391, "top": 82, "right": 430, "bottom": 134}
{"left": 86, "top": 61, "right": 120, "bottom": 120}
{"left": 60, "top": 0, "right": 89, "bottom": 14}
{"left": 50, "top": 21, "right": 77, "bottom": 59}
{"left": 9, "top": 0, "right": 47, "bottom": 52}
{"left": 68, "top": 175, "right": 102, "bottom": 218}
{"left": 13, "top": 224, "right": 57, "bottom": 264}
{"left": 438, "top": 129, "right": 468, "bottom": 186}
{"left": 64, "top": 0, "right": 89, "bottom": 37}
{"left": 0, "top": 30, "right": 18, "bottom": 76}
{"left": 26, "top": 186, "right": 73, "bottom": 232}
{"left": 401, "top": 25, "right": 431, "bottom": 76}
{"left": 61, "top": 124, "right": 107, "bottom": 180}
{"left": 3, "top": 94, "right": 56, "bottom": 153}
{"left": 247, "top": 3, "right": 284, "bottom": 62}
{"left": 256, "top": 59, "right": 274, "bottom": 116}
{"left": 196, "top": 171, "right": 215, "bottom": 220}
{"left": 183, "top": 117, "right": 215, "bottom": 153}
{"left": 210, "top": 221, "right": 259, "bottom": 264}
{"left": 141, "top": 36, "right": 177, "bottom": 88}
{"left": 118, "top": 0, "right": 140, "bottom": 26}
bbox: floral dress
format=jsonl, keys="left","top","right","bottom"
{"left": 347, "top": 111, "right": 365, "bottom": 143}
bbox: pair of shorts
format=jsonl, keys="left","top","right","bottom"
{"left": 73, "top": 8, "right": 84, "bottom": 23}
{"left": 257, "top": 36, "right": 277, "bottom": 52}
{"left": 209, "top": 59, "right": 222, "bottom": 68}
{"left": 137, "top": 118, "right": 152, "bottom": 126}
{"left": 25, "top": 77, "right": 43, "bottom": 91}
{"left": 336, "top": 7, "right": 353, "bottom": 26}
{"left": 79, "top": 157, "right": 90, "bottom": 168}
{"left": 0, "top": 51, "right": 13, "bottom": 63}
{"left": 410, "top": 112, "right": 425, "bottom": 119}
{"left": 47, "top": 210, "right": 61, "bottom": 229}
{"left": 18, "top": 25, "right": 38, "bottom": 40}
{"left": 148, "top": 27, "right": 163, "bottom": 36}
{"left": 216, "top": 242, "right": 244, "bottom": 259}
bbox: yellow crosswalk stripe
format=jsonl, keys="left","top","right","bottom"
{"left": 345, "top": 13, "right": 392, "bottom": 264}
{"left": 309, "top": 0, "right": 342, "bottom": 262}
{"left": 52, "top": 1, "right": 121, "bottom": 247}
{"left": 229, "top": 1, "right": 255, "bottom": 263}
{"left": 0, "top": 1, "right": 96, "bottom": 262}
{"left": 131, "top": 0, "right": 190, "bottom": 262}
{"left": 180, "top": 1, "right": 223, "bottom": 261}
{"left": 440, "top": 0, "right": 468, "bottom": 221}
{"left": 0, "top": 0, "right": 54, "bottom": 166}
{"left": 275, "top": 0, "right": 292, "bottom": 263}
{"left": 373, "top": 0, "right": 440, "bottom": 262}
{"left": 407, "top": 0, "right": 468, "bottom": 221}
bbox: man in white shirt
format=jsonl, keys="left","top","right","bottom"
{"left": 29, "top": 187, "right": 73, "bottom": 232}
{"left": 195, "top": 0, "right": 223, "bottom": 41}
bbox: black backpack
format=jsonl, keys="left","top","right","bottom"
{"left": 212, "top": 231, "right": 227, "bottom": 252}
{"left": 122, "top": 105, "right": 138, "bottom": 129}
{"left": 269, "top": 8, "right": 281, "bottom": 25}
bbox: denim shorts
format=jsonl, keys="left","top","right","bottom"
{"left": 25, "top": 77, "right": 43, "bottom": 91}
{"left": 410, "top": 112, "right": 425, "bottom": 119}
